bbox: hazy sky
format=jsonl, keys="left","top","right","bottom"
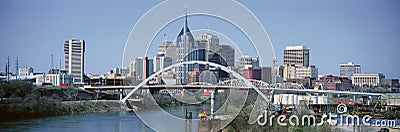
{"left": 1, "top": 0, "right": 399, "bottom": 79}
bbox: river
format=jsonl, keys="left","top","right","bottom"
{"left": 0, "top": 105, "right": 211, "bottom": 132}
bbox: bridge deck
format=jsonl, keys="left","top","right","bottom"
{"left": 83, "top": 85, "right": 382, "bottom": 96}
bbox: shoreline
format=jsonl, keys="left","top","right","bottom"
{"left": 0, "top": 100, "right": 126, "bottom": 122}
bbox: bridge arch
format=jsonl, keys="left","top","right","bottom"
{"left": 122, "top": 60, "right": 270, "bottom": 103}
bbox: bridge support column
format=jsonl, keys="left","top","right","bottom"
{"left": 211, "top": 90, "right": 215, "bottom": 116}
{"left": 119, "top": 89, "right": 123, "bottom": 101}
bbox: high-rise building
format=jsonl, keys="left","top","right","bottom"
{"left": 236, "top": 56, "right": 260, "bottom": 75}
{"left": 158, "top": 41, "right": 177, "bottom": 65}
{"left": 133, "top": 57, "right": 153, "bottom": 83}
{"left": 18, "top": 67, "right": 33, "bottom": 76}
{"left": 176, "top": 10, "right": 194, "bottom": 85}
{"left": 64, "top": 39, "right": 85, "bottom": 85}
{"left": 219, "top": 45, "right": 235, "bottom": 67}
{"left": 196, "top": 33, "right": 219, "bottom": 62}
{"left": 284, "top": 46, "right": 309, "bottom": 67}
{"left": 261, "top": 67, "right": 272, "bottom": 84}
{"left": 153, "top": 54, "right": 172, "bottom": 73}
{"left": 340, "top": 61, "right": 361, "bottom": 78}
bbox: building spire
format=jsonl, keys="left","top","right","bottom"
{"left": 184, "top": 5, "right": 187, "bottom": 36}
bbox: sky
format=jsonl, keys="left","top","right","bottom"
{"left": 0, "top": 0, "right": 399, "bottom": 79}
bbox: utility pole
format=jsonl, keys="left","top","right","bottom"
{"left": 15, "top": 57, "right": 18, "bottom": 80}
{"left": 6, "top": 56, "right": 10, "bottom": 82}
{"left": 59, "top": 59, "right": 62, "bottom": 74}
{"left": 51, "top": 52, "right": 54, "bottom": 71}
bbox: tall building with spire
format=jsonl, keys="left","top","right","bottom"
{"left": 176, "top": 8, "right": 194, "bottom": 85}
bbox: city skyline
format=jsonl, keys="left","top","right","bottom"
{"left": 0, "top": 0, "right": 399, "bottom": 79}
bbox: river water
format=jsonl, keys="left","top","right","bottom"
{"left": 0, "top": 105, "right": 210, "bottom": 132}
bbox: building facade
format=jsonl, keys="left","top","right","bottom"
{"left": 35, "top": 73, "right": 60, "bottom": 86}
{"left": 283, "top": 46, "right": 309, "bottom": 67}
{"left": 384, "top": 79, "right": 399, "bottom": 87}
{"left": 176, "top": 12, "right": 194, "bottom": 85}
{"left": 218, "top": 45, "right": 235, "bottom": 67}
{"left": 133, "top": 57, "right": 153, "bottom": 84}
{"left": 261, "top": 67, "right": 272, "bottom": 84}
{"left": 18, "top": 67, "right": 33, "bottom": 76}
{"left": 64, "top": 39, "right": 85, "bottom": 85}
{"left": 153, "top": 54, "right": 172, "bottom": 73}
{"left": 351, "top": 73, "right": 385, "bottom": 87}
{"left": 295, "top": 65, "right": 318, "bottom": 79}
{"left": 340, "top": 61, "right": 361, "bottom": 78}
{"left": 313, "top": 75, "right": 352, "bottom": 91}
{"left": 158, "top": 41, "right": 177, "bottom": 65}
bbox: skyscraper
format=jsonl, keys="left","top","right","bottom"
{"left": 176, "top": 9, "right": 194, "bottom": 85}
{"left": 133, "top": 57, "right": 153, "bottom": 83}
{"left": 153, "top": 54, "right": 172, "bottom": 73}
{"left": 340, "top": 61, "right": 361, "bottom": 78}
{"left": 158, "top": 41, "right": 177, "bottom": 65}
{"left": 219, "top": 45, "right": 235, "bottom": 67}
{"left": 64, "top": 39, "right": 85, "bottom": 85}
{"left": 284, "top": 46, "right": 309, "bottom": 67}
{"left": 196, "top": 33, "right": 219, "bottom": 61}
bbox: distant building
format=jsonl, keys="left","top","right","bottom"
{"left": 284, "top": 46, "right": 309, "bottom": 67}
{"left": 384, "top": 79, "right": 399, "bottom": 87}
{"left": 281, "top": 45, "right": 317, "bottom": 81}
{"left": 236, "top": 56, "right": 259, "bottom": 75}
{"left": 48, "top": 69, "right": 60, "bottom": 74}
{"left": 295, "top": 65, "right": 318, "bottom": 79}
{"left": 313, "top": 75, "right": 352, "bottom": 91}
{"left": 218, "top": 45, "right": 235, "bottom": 67}
{"left": 110, "top": 67, "right": 129, "bottom": 76}
{"left": 352, "top": 73, "right": 385, "bottom": 87}
{"left": 36, "top": 73, "right": 60, "bottom": 86}
{"left": 158, "top": 41, "right": 177, "bottom": 65}
{"left": 176, "top": 12, "right": 194, "bottom": 85}
{"left": 196, "top": 33, "right": 220, "bottom": 61}
{"left": 282, "top": 64, "right": 296, "bottom": 81}
{"left": 261, "top": 67, "right": 272, "bottom": 84}
{"left": 340, "top": 61, "right": 361, "bottom": 78}
{"left": 153, "top": 54, "right": 172, "bottom": 73}
{"left": 64, "top": 39, "right": 85, "bottom": 85}
{"left": 281, "top": 64, "right": 318, "bottom": 81}
{"left": 133, "top": 57, "right": 153, "bottom": 83}
{"left": 18, "top": 67, "right": 33, "bottom": 76}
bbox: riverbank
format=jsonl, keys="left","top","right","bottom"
{"left": 0, "top": 81, "right": 125, "bottom": 121}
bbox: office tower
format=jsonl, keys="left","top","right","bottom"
{"left": 176, "top": 9, "right": 194, "bottom": 85}
{"left": 340, "top": 61, "right": 361, "bottom": 78}
{"left": 133, "top": 57, "right": 153, "bottom": 82}
{"left": 196, "top": 33, "right": 219, "bottom": 62}
{"left": 261, "top": 67, "right": 272, "bottom": 83}
{"left": 158, "top": 41, "right": 177, "bottom": 64}
{"left": 64, "top": 39, "right": 85, "bottom": 85}
{"left": 153, "top": 54, "right": 172, "bottom": 73}
{"left": 219, "top": 45, "right": 235, "bottom": 67}
{"left": 283, "top": 46, "right": 309, "bottom": 67}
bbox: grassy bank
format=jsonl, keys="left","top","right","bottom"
{"left": 0, "top": 81, "right": 124, "bottom": 121}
